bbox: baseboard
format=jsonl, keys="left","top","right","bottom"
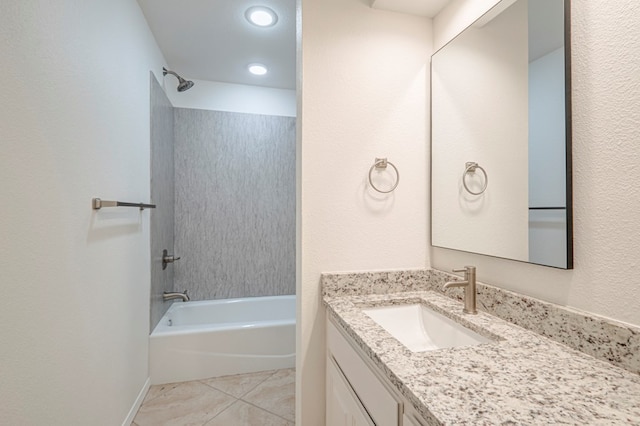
{"left": 122, "top": 377, "right": 150, "bottom": 426}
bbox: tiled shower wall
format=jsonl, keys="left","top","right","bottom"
{"left": 149, "top": 74, "right": 175, "bottom": 331}
{"left": 174, "top": 109, "right": 296, "bottom": 301}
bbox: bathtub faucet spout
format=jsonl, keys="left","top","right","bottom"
{"left": 163, "top": 290, "right": 189, "bottom": 302}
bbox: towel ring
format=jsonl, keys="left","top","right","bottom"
{"left": 368, "top": 158, "right": 399, "bottom": 194}
{"left": 462, "top": 162, "right": 488, "bottom": 195}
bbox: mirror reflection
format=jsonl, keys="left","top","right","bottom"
{"left": 431, "top": 0, "right": 572, "bottom": 269}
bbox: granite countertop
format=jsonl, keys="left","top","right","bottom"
{"left": 324, "top": 290, "right": 640, "bottom": 425}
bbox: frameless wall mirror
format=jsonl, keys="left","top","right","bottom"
{"left": 431, "top": 0, "right": 572, "bottom": 269}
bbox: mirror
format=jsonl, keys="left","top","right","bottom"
{"left": 431, "top": 0, "right": 572, "bottom": 269}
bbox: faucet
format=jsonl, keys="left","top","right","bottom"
{"left": 442, "top": 266, "right": 477, "bottom": 314}
{"left": 163, "top": 290, "right": 189, "bottom": 302}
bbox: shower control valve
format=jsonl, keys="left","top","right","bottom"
{"left": 162, "top": 249, "right": 181, "bottom": 270}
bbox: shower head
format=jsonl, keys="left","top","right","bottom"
{"left": 163, "top": 67, "right": 194, "bottom": 92}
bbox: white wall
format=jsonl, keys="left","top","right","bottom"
{"left": 433, "top": 0, "right": 507, "bottom": 50}
{"left": 298, "top": 0, "right": 431, "bottom": 423}
{"left": 432, "top": 0, "right": 529, "bottom": 261}
{"left": 166, "top": 78, "right": 296, "bottom": 117}
{"left": 432, "top": 0, "right": 640, "bottom": 327}
{"left": 0, "top": 1, "right": 166, "bottom": 424}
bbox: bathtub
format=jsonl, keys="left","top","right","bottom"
{"left": 150, "top": 295, "right": 295, "bottom": 385}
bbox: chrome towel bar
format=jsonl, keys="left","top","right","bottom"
{"left": 92, "top": 198, "right": 156, "bottom": 210}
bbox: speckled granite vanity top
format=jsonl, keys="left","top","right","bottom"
{"left": 324, "top": 289, "right": 640, "bottom": 425}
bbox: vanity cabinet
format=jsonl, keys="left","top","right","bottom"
{"left": 402, "top": 414, "right": 424, "bottom": 426}
{"left": 326, "top": 318, "right": 427, "bottom": 426}
{"left": 327, "top": 357, "right": 374, "bottom": 425}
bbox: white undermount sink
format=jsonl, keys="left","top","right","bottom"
{"left": 362, "top": 304, "right": 493, "bottom": 352}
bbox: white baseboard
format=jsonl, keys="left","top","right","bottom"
{"left": 122, "top": 377, "right": 150, "bottom": 426}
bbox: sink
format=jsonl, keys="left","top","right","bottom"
{"left": 362, "top": 304, "right": 492, "bottom": 352}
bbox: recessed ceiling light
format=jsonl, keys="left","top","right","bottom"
{"left": 248, "top": 63, "right": 268, "bottom": 75}
{"left": 245, "top": 6, "right": 278, "bottom": 27}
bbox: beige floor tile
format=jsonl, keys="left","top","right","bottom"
{"left": 143, "top": 382, "right": 182, "bottom": 404}
{"left": 242, "top": 369, "right": 295, "bottom": 422}
{"left": 134, "top": 381, "right": 236, "bottom": 426}
{"left": 204, "top": 400, "right": 293, "bottom": 426}
{"left": 200, "top": 370, "right": 276, "bottom": 398}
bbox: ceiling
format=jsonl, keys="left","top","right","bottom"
{"left": 371, "top": 0, "right": 451, "bottom": 17}
{"left": 137, "top": 0, "right": 297, "bottom": 90}
{"left": 137, "top": 0, "right": 453, "bottom": 91}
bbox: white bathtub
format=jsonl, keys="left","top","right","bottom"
{"left": 150, "top": 295, "right": 295, "bottom": 385}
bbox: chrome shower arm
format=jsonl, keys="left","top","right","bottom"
{"left": 162, "top": 67, "right": 179, "bottom": 79}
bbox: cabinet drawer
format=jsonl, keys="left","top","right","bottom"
{"left": 328, "top": 320, "right": 400, "bottom": 426}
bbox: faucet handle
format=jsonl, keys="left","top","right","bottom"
{"left": 452, "top": 266, "right": 476, "bottom": 279}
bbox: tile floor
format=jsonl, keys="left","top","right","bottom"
{"left": 133, "top": 369, "right": 295, "bottom": 426}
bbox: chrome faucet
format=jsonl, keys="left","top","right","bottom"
{"left": 443, "top": 266, "right": 477, "bottom": 314}
{"left": 163, "top": 290, "right": 189, "bottom": 302}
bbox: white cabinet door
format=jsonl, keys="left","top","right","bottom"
{"left": 402, "top": 413, "right": 426, "bottom": 426}
{"left": 327, "top": 320, "right": 400, "bottom": 425}
{"left": 327, "top": 357, "right": 374, "bottom": 426}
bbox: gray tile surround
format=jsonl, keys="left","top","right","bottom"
{"left": 149, "top": 73, "right": 175, "bottom": 331}
{"left": 174, "top": 109, "right": 295, "bottom": 301}
{"left": 321, "top": 268, "right": 640, "bottom": 376}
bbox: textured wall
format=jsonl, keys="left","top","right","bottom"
{"left": 433, "top": 0, "right": 509, "bottom": 50}
{"left": 298, "top": 0, "right": 432, "bottom": 423}
{"left": 432, "top": 0, "right": 640, "bottom": 326}
{"left": 174, "top": 109, "right": 296, "bottom": 300}
{"left": 150, "top": 73, "right": 175, "bottom": 331}
{"left": 0, "top": 1, "right": 166, "bottom": 424}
